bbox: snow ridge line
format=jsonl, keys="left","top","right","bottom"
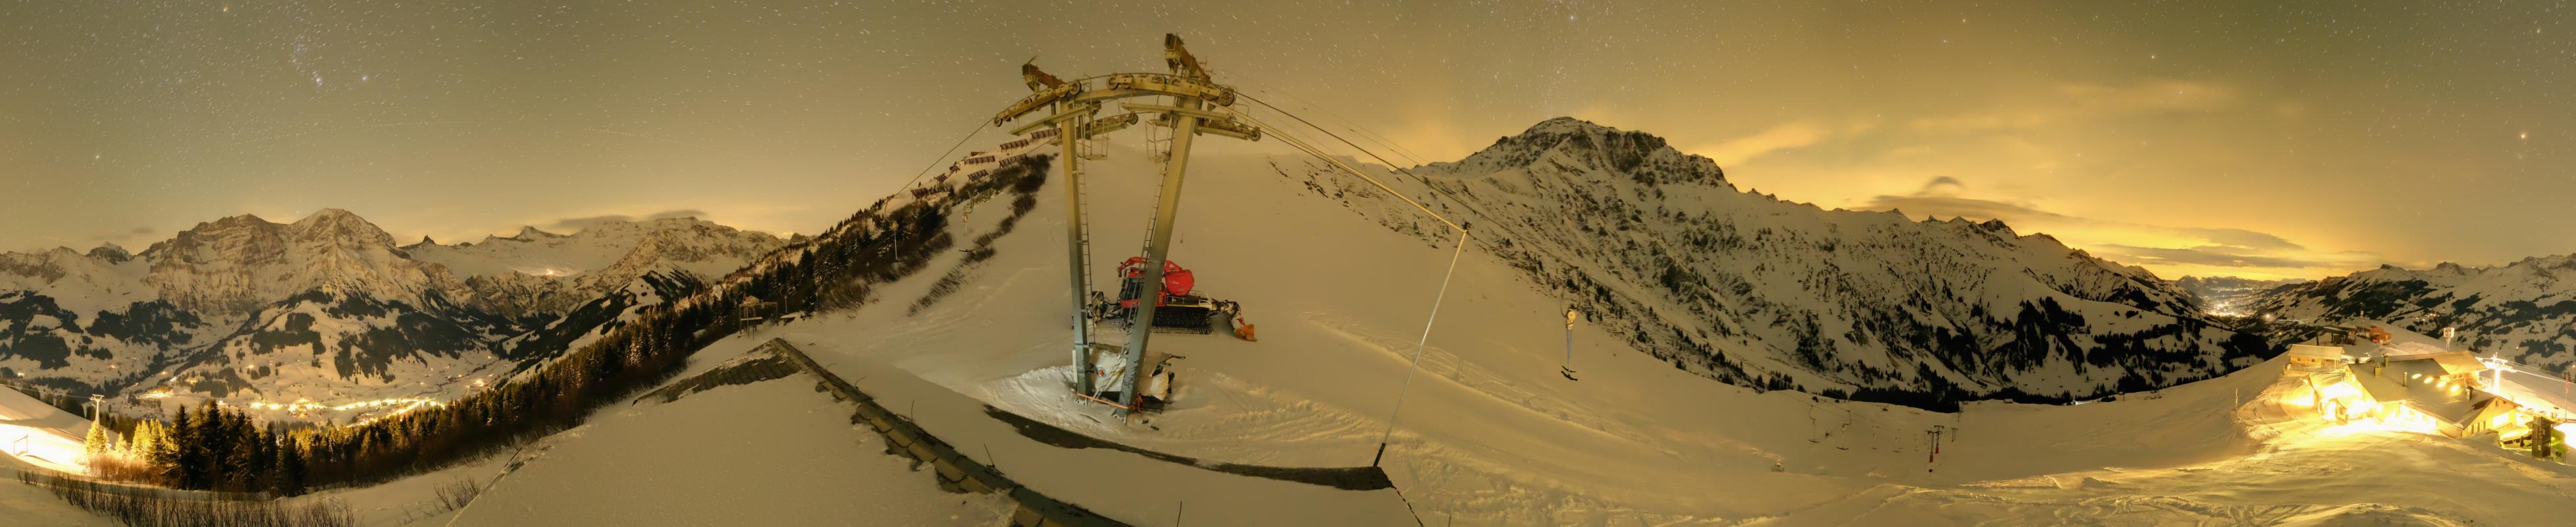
{"left": 762, "top": 339, "right": 1127, "bottom": 527}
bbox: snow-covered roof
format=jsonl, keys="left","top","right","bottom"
{"left": 2379, "top": 341, "right": 2455, "bottom": 358}
{"left": 2286, "top": 344, "right": 2347, "bottom": 359}
{"left": 2346, "top": 359, "right": 2490, "bottom": 423}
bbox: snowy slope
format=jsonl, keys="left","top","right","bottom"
{"left": 1316, "top": 117, "right": 2273, "bottom": 405}
{"left": 2249, "top": 255, "right": 2576, "bottom": 368}
{"left": 0, "top": 382, "right": 92, "bottom": 475}
{"left": 679, "top": 123, "right": 2559, "bottom": 524}
{"left": 445, "top": 370, "right": 1014, "bottom": 526}
{"left": 139, "top": 289, "right": 523, "bottom": 424}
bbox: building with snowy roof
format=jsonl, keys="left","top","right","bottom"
{"left": 2339, "top": 350, "right": 2498, "bottom": 437}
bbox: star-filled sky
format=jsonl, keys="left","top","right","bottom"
{"left": 4, "top": 1, "right": 2570, "bottom": 280}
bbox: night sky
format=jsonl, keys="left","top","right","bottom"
{"left": 4, "top": 1, "right": 2570, "bottom": 280}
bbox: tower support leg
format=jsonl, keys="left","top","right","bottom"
{"left": 1118, "top": 102, "right": 1205, "bottom": 416}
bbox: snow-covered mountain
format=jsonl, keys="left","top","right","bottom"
{"left": 0, "top": 209, "right": 781, "bottom": 418}
{"left": 155, "top": 289, "right": 517, "bottom": 401}
{"left": 409, "top": 219, "right": 783, "bottom": 317}
{"left": 2246, "top": 255, "right": 2576, "bottom": 368}
{"left": 1303, "top": 117, "right": 2274, "bottom": 406}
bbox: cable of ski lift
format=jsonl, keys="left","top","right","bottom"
{"left": 1232, "top": 92, "right": 1506, "bottom": 229}
{"left": 1207, "top": 104, "right": 1463, "bottom": 234}
{"left": 1224, "top": 76, "right": 1435, "bottom": 167}
{"left": 898, "top": 117, "right": 997, "bottom": 196}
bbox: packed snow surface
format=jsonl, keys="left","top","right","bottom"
{"left": 701, "top": 138, "right": 2576, "bottom": 525}
{"left": 444, "top": 374, "right": 1014, "bottom": 526}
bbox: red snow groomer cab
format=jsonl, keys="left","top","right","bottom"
{"left": 1091, "top": 256, "right": 1239, "bottom": 334}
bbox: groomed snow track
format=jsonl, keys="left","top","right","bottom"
{"left": 764, "top": 339, "right": 1417, "bottom": 526}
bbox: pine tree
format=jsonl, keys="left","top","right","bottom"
{"left": 271, "top": 435, "right": 307, "bottom": 497}
{"left": 82, "top": 419, "right": 113, "bottom": 458}
{"left": 127, "top": 420, "right": 157, "bottom": 460}
{"left": 159, "top": 410, "right": 193, "bottom": 486}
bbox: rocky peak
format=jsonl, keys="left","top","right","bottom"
{"left": 1430, "top": 117, "right": 1728, "bottom": 187}
{"left": 86, "top": 242, "right": 132, "bottom": 264}
{"left": 287, "top": 208, "right": 399, "bottom": 248}
{"left": 141, "top": 214, "right": 287, "bottom": 265}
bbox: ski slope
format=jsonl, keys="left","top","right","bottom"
{"left": 0, "top": 385, "right": 90, "bottom": 476}
{"left": 442, "top": 370, "right": 1015, "bottom": 526}
{"left": 698, "top": 139, "right": 2576, "bottom": 525}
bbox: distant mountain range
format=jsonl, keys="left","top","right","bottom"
{"left": 2246, "top": 256, "right": 2576, "bottom": 369}
{"left": 0, "top": 209, "right": 782, "bottom": 422}
{"left": 1307, "top": 117, "right": 2276, "bottom": 406}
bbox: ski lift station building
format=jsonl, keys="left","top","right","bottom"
{"left": 2290, "top": 340, "right": 2575, "bottom": 445}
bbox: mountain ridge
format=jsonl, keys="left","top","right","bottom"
{"left": 0, "top": 209, "right": 783, "bottom": 416}
{"left": 1315, "top": 117, "right": 2273, "bottom": 406}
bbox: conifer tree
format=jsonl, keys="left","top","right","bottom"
{"left": 159, "top": 410, "right": 191, "bottom": 478}
{"left": 126, "top": 420, "right": 158, "bottom": 460}
{"left": 82, "top": 419, "right": 113, "bottom": 458}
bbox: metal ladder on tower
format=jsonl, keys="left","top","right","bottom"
{"left": 1073, "top": 136, "right": 1098, "bottom": 304}
{"left": 1138, "top": 123, "right": 1175, "bottom": 264}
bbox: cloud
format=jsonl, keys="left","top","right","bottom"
{"left": 2093, "top": 244, "right": 2342, "bottom": 269}
{"left": 543, "top": 209, "right": 708, "bottom": 231}
{"left": 1695, "top": 121, "right": 1833, "bottom": 166}
{"left": 1866, "top": 194, "right": 2063, "bottom": 223}
{"left": 1858, "top": 176, "right": 2373, "bottom": 277}
{"left": 74, "top": 226, "right": 163, "bottom": 248}
{"left": 1909, "top": 80, "right": 2240, "bottom": 133}
{"left": 1862, "top": 177, "right": 2067, "bottom": 222}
